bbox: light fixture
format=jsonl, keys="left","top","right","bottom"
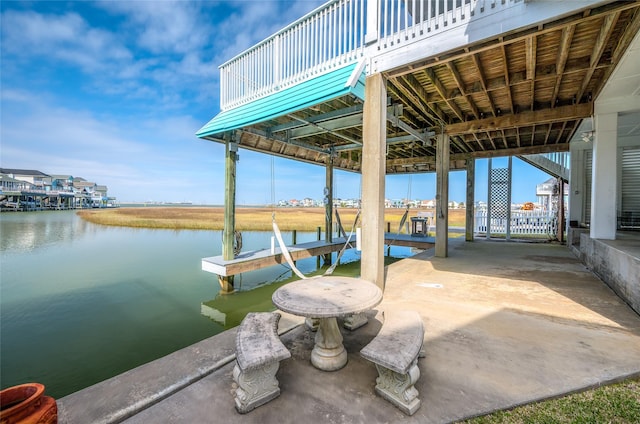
{"left": 581, "top": 130, "right": 594, "bottom": 143}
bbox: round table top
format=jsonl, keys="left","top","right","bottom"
{"left": 272, "top": 276, "right": 383, "bottom": 318}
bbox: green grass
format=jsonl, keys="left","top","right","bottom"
{"left": 462, "top": 378, "right": 640, "bottom": 424}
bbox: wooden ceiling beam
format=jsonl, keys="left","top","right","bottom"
{"left": 530, "top": 124, "right": 536, "bottom": 146}
{"left": 445, "top": 102, "right": 592, "bottom": 135}
{"left": 551, "top": 25, "right": 576, "bottom": 107}
{"left": 401, "top": 76, "right": 444, "bottom": 123}
{"left": 385, "top": 143, "right": 569, "bottom": 168}
{"left": 389, "top": 76, "right": 442, "bottom": 124}
{"left": 577, "top": 11, "right": 620, "bottom": 102}
{"left": 454, "top": 135, "right": 472, "bottom": 154}
{"left": 544, "top": 123, "right": 552, "bottom": 145}
{"left": 526, "top": 35, "right": 537, "bottom": 111}
{"left": 500, "top": 42, "right": 515, "bottom": 115}
{"left": 385, "top": 2, "right": 639, "bottom": 78}
{"left": 472, "top": 133, "right": 485, "bottom": 151}
{"left": 612, "top": 8, "right": 640, "bottom": 64}
{"left": 554, "top": 121, "right": 570, "bottom": 145}
{"left": 423, "top": 68, "right": 465, "bottom": 121}
{"left": 447, "top": 61, "right": 480, "bottom": 119}
{"left": 471, "top": 53, "right": 497, "bottom": 117}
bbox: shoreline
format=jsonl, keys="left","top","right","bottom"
{"left": 77, "top": 206, "right": 467, "bottom": 232}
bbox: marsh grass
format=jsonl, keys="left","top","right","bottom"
{"left": 77, "top": 207, "right": 467, "bottom": 231}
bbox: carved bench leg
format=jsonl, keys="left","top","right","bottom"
{"left": 373, "top": 359, "right": 421, "bottom": 415}
{"left": 343, "top": 312, "right": 368, "bottom": 330}
{"left": 233, "top": 361, "right": 282, "bottom": 413}
{"left": 305, "top": 317, "right": 319, "bottom": 331}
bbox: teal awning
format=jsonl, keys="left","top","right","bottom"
{"left": 196, "top": 61, "right": 366, "bottom": 139}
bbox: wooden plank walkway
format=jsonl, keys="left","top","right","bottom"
{"left": 201, "top": 234, "right": 434, "bottom": 277}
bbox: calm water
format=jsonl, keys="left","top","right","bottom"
{"left": 0, "top": 210, "right": 416, "bottom": 398}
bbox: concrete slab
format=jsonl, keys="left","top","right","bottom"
{"left": 59, "top": 239, "right": 640, "bottom": 424}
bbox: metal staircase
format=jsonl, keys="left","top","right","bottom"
{"left": 518, "top": 153, "right": 570, "bottom": 182}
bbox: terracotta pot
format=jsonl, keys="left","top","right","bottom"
{"left": 0, "top": 383, "right": 57, "bottom": 424}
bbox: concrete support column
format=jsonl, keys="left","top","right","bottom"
{"left": 361, "top": 73, "right": 386, "bottom": 290}
{"left": 568, "top": 145, "right": 585, "bottom": 226}
{"left": 435, "top": 133, "right": 449, "bottom": 257}
{"left": 465, "top": 157, "right": 475, "bottom": 242}
{"left": 590, "top": 112, "right": 618, "bottom": 240}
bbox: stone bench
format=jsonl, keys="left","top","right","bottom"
{"left": 233, "top": 312, "right": 291, "bottom": 413}
{"left": 360, "top": 310, "right": 424, "bottom": 415}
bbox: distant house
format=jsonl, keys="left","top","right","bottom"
{"left": 51, "top": 175, "right": 75, "bottom": 193}
{"left": 1, "top": 173, "right": 31, "bottom": 192}
{"left": 419, "top": 199, "right": 435, "bottom": 208}
{"left": 0, "top": 168, "right": 114, "bottom": 211}
{"left": 536, "top": 178, "right": 569, "bottom": 212}
{"left": 0, "top": 168, "right": 51, "bottom": 190}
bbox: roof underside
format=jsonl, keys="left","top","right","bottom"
{"left": 199, "top": 1, "right": 640, "bottom": 174}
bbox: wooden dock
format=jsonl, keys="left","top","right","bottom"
{"left": 201, "top": 233, "right": 434, "bottom": 277}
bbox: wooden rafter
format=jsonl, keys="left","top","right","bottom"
{"left": 469, "top": 133, "right": 481, "bottom": 151}
{"left": 551, "top": 25, "right": 576, "bottom": 108}
{"left": 612, "top": 8, "right": 640, "bottom": 64}
{"left": 385, "top": 1, "right": 639, "bottom": 79}
{"left": 543, "top": 123, "right": 552, "bottom": 145}
{"left": 526, "top": 35, "right": 537, "bottom": 110}
{"left": 470, "top": 53, "right": 497, "bottom": 117}
{"left": 423, "top": 68, "right": 465, "bottom": 121}
{"left": 447, "top": 61, "right": 480, "bottom": 119}
{"left": 554, "top": 121, "right": 569, "bottom": 145}
{"left": 500, "top": 129, "right": 508, "bottom": 149}
{"left": 389, "top": 76, "right": 442, "bottom": 124}
{"left": 445, "top": 103, "right": 592, "bottom": 135}
{"left": 500, "top": 42, "right": 515, "bottom": 114}
{"left": 576, "top": 11, "right": 620, "bottom": 102}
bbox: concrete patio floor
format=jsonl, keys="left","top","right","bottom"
{"left": 58, "top": 239, "right": 640, "bottom": 423}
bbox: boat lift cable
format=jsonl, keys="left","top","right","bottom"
{"left": 270, "top": 153, "right": 360, "bottom": 280}
{"left": 386, "top": 174, "right": 412, "bottom": 249}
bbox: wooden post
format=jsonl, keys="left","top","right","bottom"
{"left": 435, "top": 132, "right": 449, "bottom": 258}
{"left": 293, "top": 229, "right": 297, "bottom": 266}
{"left": 324, "top": 154, "right": 334, "bottom": 265}
{"left": 316, "top": 226, "right": 322, "bottom": 268}
{"left": 220, "top": 132, "right": 238, "bottom": 294}
{"left": 361, "top": 73, "right": 387, "bottom": 289}
{"left": 465, "top": 157, "right": 475, "bottom": 242}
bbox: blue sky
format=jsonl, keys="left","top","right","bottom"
{"left": 1, "top": 0, "right": 549, "bottom": 205}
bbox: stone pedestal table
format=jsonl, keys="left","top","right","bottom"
{"left": 272, "top": 276, "right": 383, "bottom": 371}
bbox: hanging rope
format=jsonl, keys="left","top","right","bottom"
{"left": 270, "top": 156, "right": 276, "bottom": 210}
{"left": 386, "top": 174, "right": 412, "bottom": 249}
{"left": 272, "top": 217, "right": 308, "bottom": 280}
{"left": 324, "top": 209, "right": 360, "bottom": 276}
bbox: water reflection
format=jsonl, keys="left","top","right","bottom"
{"left": 0, "top": 211, "right": 417, "bottom": 398}
{"left": 0, "top": 211, "right": 93, "bottom": 253}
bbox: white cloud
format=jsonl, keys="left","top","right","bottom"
{"left": 1, "top": 10, "right": 132, "bottom": 72}
{"left": 97, "top": 0, "right": 211, "bottom": 54}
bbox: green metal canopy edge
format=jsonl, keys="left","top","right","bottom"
{"left": 196, "top": 61, "right": 366, "bottom": 139}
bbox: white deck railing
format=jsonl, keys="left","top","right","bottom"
{"left": 541, "top": 152, "right": 571, "bottom": 170}
{"left": 220, "top": 0, "right": 367, "bottom": 111}
{"left": 219, "top": 0, "right": 521, "bottom": 111}
{"left": 475, "top": 210, "right": 558, "bottom": 237}
{"left": 376, "top": 0, "right": 477, "bottom": 47}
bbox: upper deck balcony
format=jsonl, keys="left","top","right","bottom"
{"left": 197, "top": 0, "right": 640, "bottom": 174}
